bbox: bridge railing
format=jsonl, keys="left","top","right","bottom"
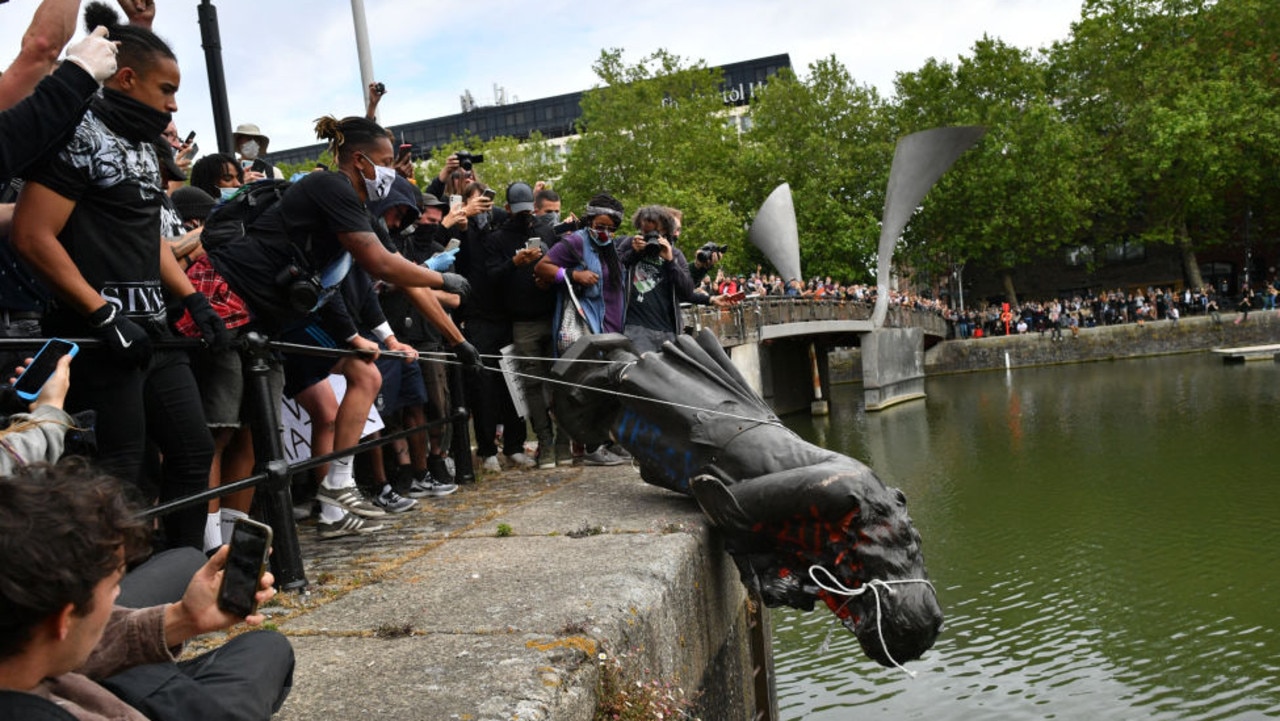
{"left": 682, "top": 298, "right": 945, "bottom": 346}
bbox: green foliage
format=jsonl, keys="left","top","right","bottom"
{"left": 560, "top": 49, "right": 743, "bottom": 260}
{"left": 740, "top": 57, "right": 892, "bottom": 281}
{"left": 418, "top": 132, "right": 565, "bottom": 206}
{"left": 496, "top": 523, "right": 513, "bottom": 537}
{"left": 275, "top": 149, "right": 335, "bottom": 180}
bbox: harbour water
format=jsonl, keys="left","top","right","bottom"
{"left": 774, "top": 354, "right": 1280, "bottom": 720}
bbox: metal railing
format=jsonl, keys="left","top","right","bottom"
{"left": 681, "top": 298, "right": 946, "bottom": 346}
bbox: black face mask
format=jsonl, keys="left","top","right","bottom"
{"left": 94, "top": 88, "right": 173, "bottom": 143}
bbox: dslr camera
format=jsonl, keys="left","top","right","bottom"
{"left": 642, "top": 230, "right": 664, "bottom": 258}
{"left": 455, "top": 150, "right": 484, "bottom": 171}
{"left": 275, "top": 262, "right": 324, "bottom": 313}
{"left": 696, "top": 243, "right": 727, "bottom": 264}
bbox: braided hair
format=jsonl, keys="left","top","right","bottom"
{"left": 314, "top": 115, "right": 390, "bottom": 161}
{"left": 84, "top": 2, "right": 175, "bottom": 76}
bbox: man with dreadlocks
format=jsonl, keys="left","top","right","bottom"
{"left": 205, "top": 115, "right": 477, "bottom": 539}
{"left": 12, "top": 2, "right": 229, "bottom": 552}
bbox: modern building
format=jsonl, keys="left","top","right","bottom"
{"left": 265, "top": 54, "right": 792, "bottom": 167}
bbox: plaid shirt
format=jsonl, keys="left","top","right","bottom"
{"left": 174, "top": 255, "right": 251, "bottom": 336}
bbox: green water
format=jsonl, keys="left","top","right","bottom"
{"left": 774, "top": 354, "right": 1280, "bottom": 720}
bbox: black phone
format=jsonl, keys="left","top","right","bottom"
{"left": 481, "top": 187, "right": 497, "bottom": 201}
{"left": 216, "top": 518, "right": 273, "bottom": 617}
{"left": 12, "top": 338, "right": 78, "bottom": 401}
{"left": 183, "top": 130, "right": 196, "bottom": 145}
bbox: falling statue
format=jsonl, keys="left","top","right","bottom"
{"left": 548, "top": 126, "right": 985, "bottom": 669}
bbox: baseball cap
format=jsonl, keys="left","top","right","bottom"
{"left": 506, "top": 182, "right": 534, "bottom": 213}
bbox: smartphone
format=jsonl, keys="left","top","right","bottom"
{"left": 12, "top": 338, "right": 78, "bottom": 402}
{"left": 216, "top": 518, "right": 273, "bottom": 618}
{"left": 186, "top": 141, "right": 199, "bottom": 156}
{"left": 481, "top": 187, "right": 497, "bottom": 201}
{"left": 444, "top": 238, "right": 462, "bottom": 252}
{"left": 397, "top": 143, "right": 413, "bottom": 161}
{"left": 449, "top": 194, "right": 463, "bottom": 208}
{"left": 241, "top": 159, "right": 254, "bottom": 170}
{"left": 525, "top": 237, "right": 541, "bottom": 250}
{"left": 183, "top": 130, "right": 197, "bottom": 145}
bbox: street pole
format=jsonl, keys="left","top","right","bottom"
{"left": 350, "top": 0, "right": 376, "bottom": 122}
{"left": 197, "top": 0, "right": 234, "bottom": 154}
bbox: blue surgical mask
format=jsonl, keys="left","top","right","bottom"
{"left": 219, "top": 186, "right": 238, "bottom": 201}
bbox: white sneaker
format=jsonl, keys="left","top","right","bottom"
{"left": 507, "top": 452, "right": 536, "bottom": 469}
{"left": 317, "top": 510, "right": 384, "bottom": 539}
{"left": 481, "top": 455, "right": 502, "bottom": 473}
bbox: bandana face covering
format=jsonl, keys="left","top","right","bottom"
{"left": 94, "top": 88, "right": 173, "bottom": 143}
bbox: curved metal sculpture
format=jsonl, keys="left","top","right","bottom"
{"left": 746, "top": 183, "right": 802, "bottom": 284}
{"left": 872, "top": 126, "right": 986, "bottom": 327}
{"left": 551, "top": 331, "right": 941, "bottom": 668}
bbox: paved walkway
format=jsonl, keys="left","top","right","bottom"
{"left": 213, "top": 462, "right": 736, "bottom": 721}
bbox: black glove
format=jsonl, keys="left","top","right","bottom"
{"left": 183, "top": 292, "right": 232, "bottom": 351}
{"left": 450, "top": 340, "right": 481, "bottom": 372}
{"left": 88, "top": 304, "right": 152, "bottom": 368}
{"left": 440, "top": 272, "right": 470, "bottom": 300}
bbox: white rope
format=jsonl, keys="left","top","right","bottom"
{"left": 808, "top": 565, "right": 936, "bottom": 678}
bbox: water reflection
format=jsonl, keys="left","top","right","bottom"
{"left": 775, "top": 355, "right": 1280, "bottom": 720}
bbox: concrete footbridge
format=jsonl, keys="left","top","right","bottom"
{"left": 680, "top": 298, "right": 945, "bottom": 414}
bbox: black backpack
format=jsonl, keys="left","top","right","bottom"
{"left": 200, "top": 179, "right": 291, "bottom": 250}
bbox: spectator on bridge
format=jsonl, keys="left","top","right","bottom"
{"left": 12, "top": 2, "right": 228, "bottom": 552}
{"left": 232, "top": 122, "right": 280, "bottom": 181}
{"left": 0, "top": 459, "right": 294, "bottom": 721}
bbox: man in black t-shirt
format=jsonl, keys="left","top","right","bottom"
{"left": 11, "top": 11, "right": 228, "bottom": 551}
{"left": 618, "top": 205, "right": 716, "bottom": 354}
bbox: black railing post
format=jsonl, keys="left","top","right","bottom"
{"left": 242, "top": 333, "right": 308, "bottom": 590}
{"left": 447, "top": 362, "right": 475, "bottom": 484}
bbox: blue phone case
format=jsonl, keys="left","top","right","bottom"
{"left": 13, "top": 338, "right": 79, "bottom": 401}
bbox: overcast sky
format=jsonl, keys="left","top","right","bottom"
{"left": 1, "top": 0, "right": 1086, "bottom": 155}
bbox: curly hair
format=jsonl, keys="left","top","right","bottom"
{"left": 84, "top": 2, "right": 175, "bottom": 76}
{"left": 631, "top": 205, "right": 677, "bottom": 238}
{"left": 189, "top": 153, "right": 241, "bottom": 198}
{"left": 0, "top": 459, "right": 150, "bottom": 661}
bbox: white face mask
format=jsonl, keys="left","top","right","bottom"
{"left": 360, "top": 155, "right": 396, "bottom": 201}
{"left": 219, "top": 186, "right": 238, "bottom": 201}
{"left": 239, "top": 139, "right": 260, "bottom": 160}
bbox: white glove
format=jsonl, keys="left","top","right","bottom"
{"left": 64, "top": 27, "right": 119, "bottom": 84}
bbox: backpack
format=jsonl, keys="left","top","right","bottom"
{"left": 200, "top": 179, "right": 291, "bottom": 251}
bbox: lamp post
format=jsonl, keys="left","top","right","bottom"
{"left": 350, "top": 0, "right": 376, "bottom": 122}
{"left": 197, "top": 0, "right": 234, "bottom": 153}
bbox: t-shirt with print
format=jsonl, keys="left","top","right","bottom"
{"left": 26, "top": 109, "right": 169, "bottom": 337}
{"left": 207, "top": 171, "right": 374, "bottom": 333}
{"left": 626, "top": 256, "right": 675, "bottom": 332}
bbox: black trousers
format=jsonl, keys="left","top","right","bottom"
{"left": 101, "top": 630, "right": 294, "bottom": 721}
{"left": 65, "top": 348, "right": 214, "bottom": 551}
{"left": 462, "top": 317, "right": 525, "bottom": 457}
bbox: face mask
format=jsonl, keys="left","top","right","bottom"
{"left": 538, "top": 211, "right": 561, "bottom": 228}
{"left": 359, "top": 154, "right": 396, "bottom": 201}
{"left": 588, "top": 227, "right": 612, "bottom": 245}
{"left": 239, "top": 140, "right": 260, "bottom": 159}
{"left": 219, "top": 187, "right": 239, "bottom": 201}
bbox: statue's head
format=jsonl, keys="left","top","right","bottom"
{"left": 816, "top": 482, "right": 942, "bottom": 668}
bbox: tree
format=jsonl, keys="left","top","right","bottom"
{"left": 559, "top": 49, "right": 743, "bottom": 259}
{"left": 894, "top": 37, "right": 1093, "bottom": 305}
{"left": 737, "top": 57, "right": 892, "bottom": 282}
{"left": 418, "top": 132, "right": 565, "bottom": 205}
{"left": 1048, "top": 0, "right": 1280, "bottom": 289}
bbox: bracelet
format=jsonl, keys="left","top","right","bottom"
{"left": 556, "top": 267, "right": 566, "bottom": 284}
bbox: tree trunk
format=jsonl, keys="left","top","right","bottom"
{"left": 1001, "top": 270, "right": 1019, "bottom": 307}
{"left": 1179, "top": 221, "right": 1204, "bottom": 289}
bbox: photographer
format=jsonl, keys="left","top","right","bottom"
{"left": 618, "top": 205, "right": 727, "bottom": 354}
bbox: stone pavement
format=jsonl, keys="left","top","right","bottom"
{"left": 227, "top": 462, "right": 748, "bottom": 721}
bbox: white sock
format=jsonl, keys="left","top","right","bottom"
{"left": 319, "top": 504, "right": 346, "bottom": 523}
{"left": 321, "top": 456, "right": 355, "bottom": 490}
{"left": 220, "top": 508, "right": 249, "bottom": 546}
{"left": 203, "top": 512, "right": 223, "bottom": 553}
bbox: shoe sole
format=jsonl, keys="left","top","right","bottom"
{"left": 317, "top": 494, "right": 387, "bottom": 518}
{"left": 318, "top": 520, "right": 385, "bottom": 539}
{"left": 377, "top": 500, "right": 418, "bottom": 513}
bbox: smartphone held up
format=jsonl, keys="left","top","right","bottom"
{"left": 11, "top": 338, "right": 78, "bottom": 401}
